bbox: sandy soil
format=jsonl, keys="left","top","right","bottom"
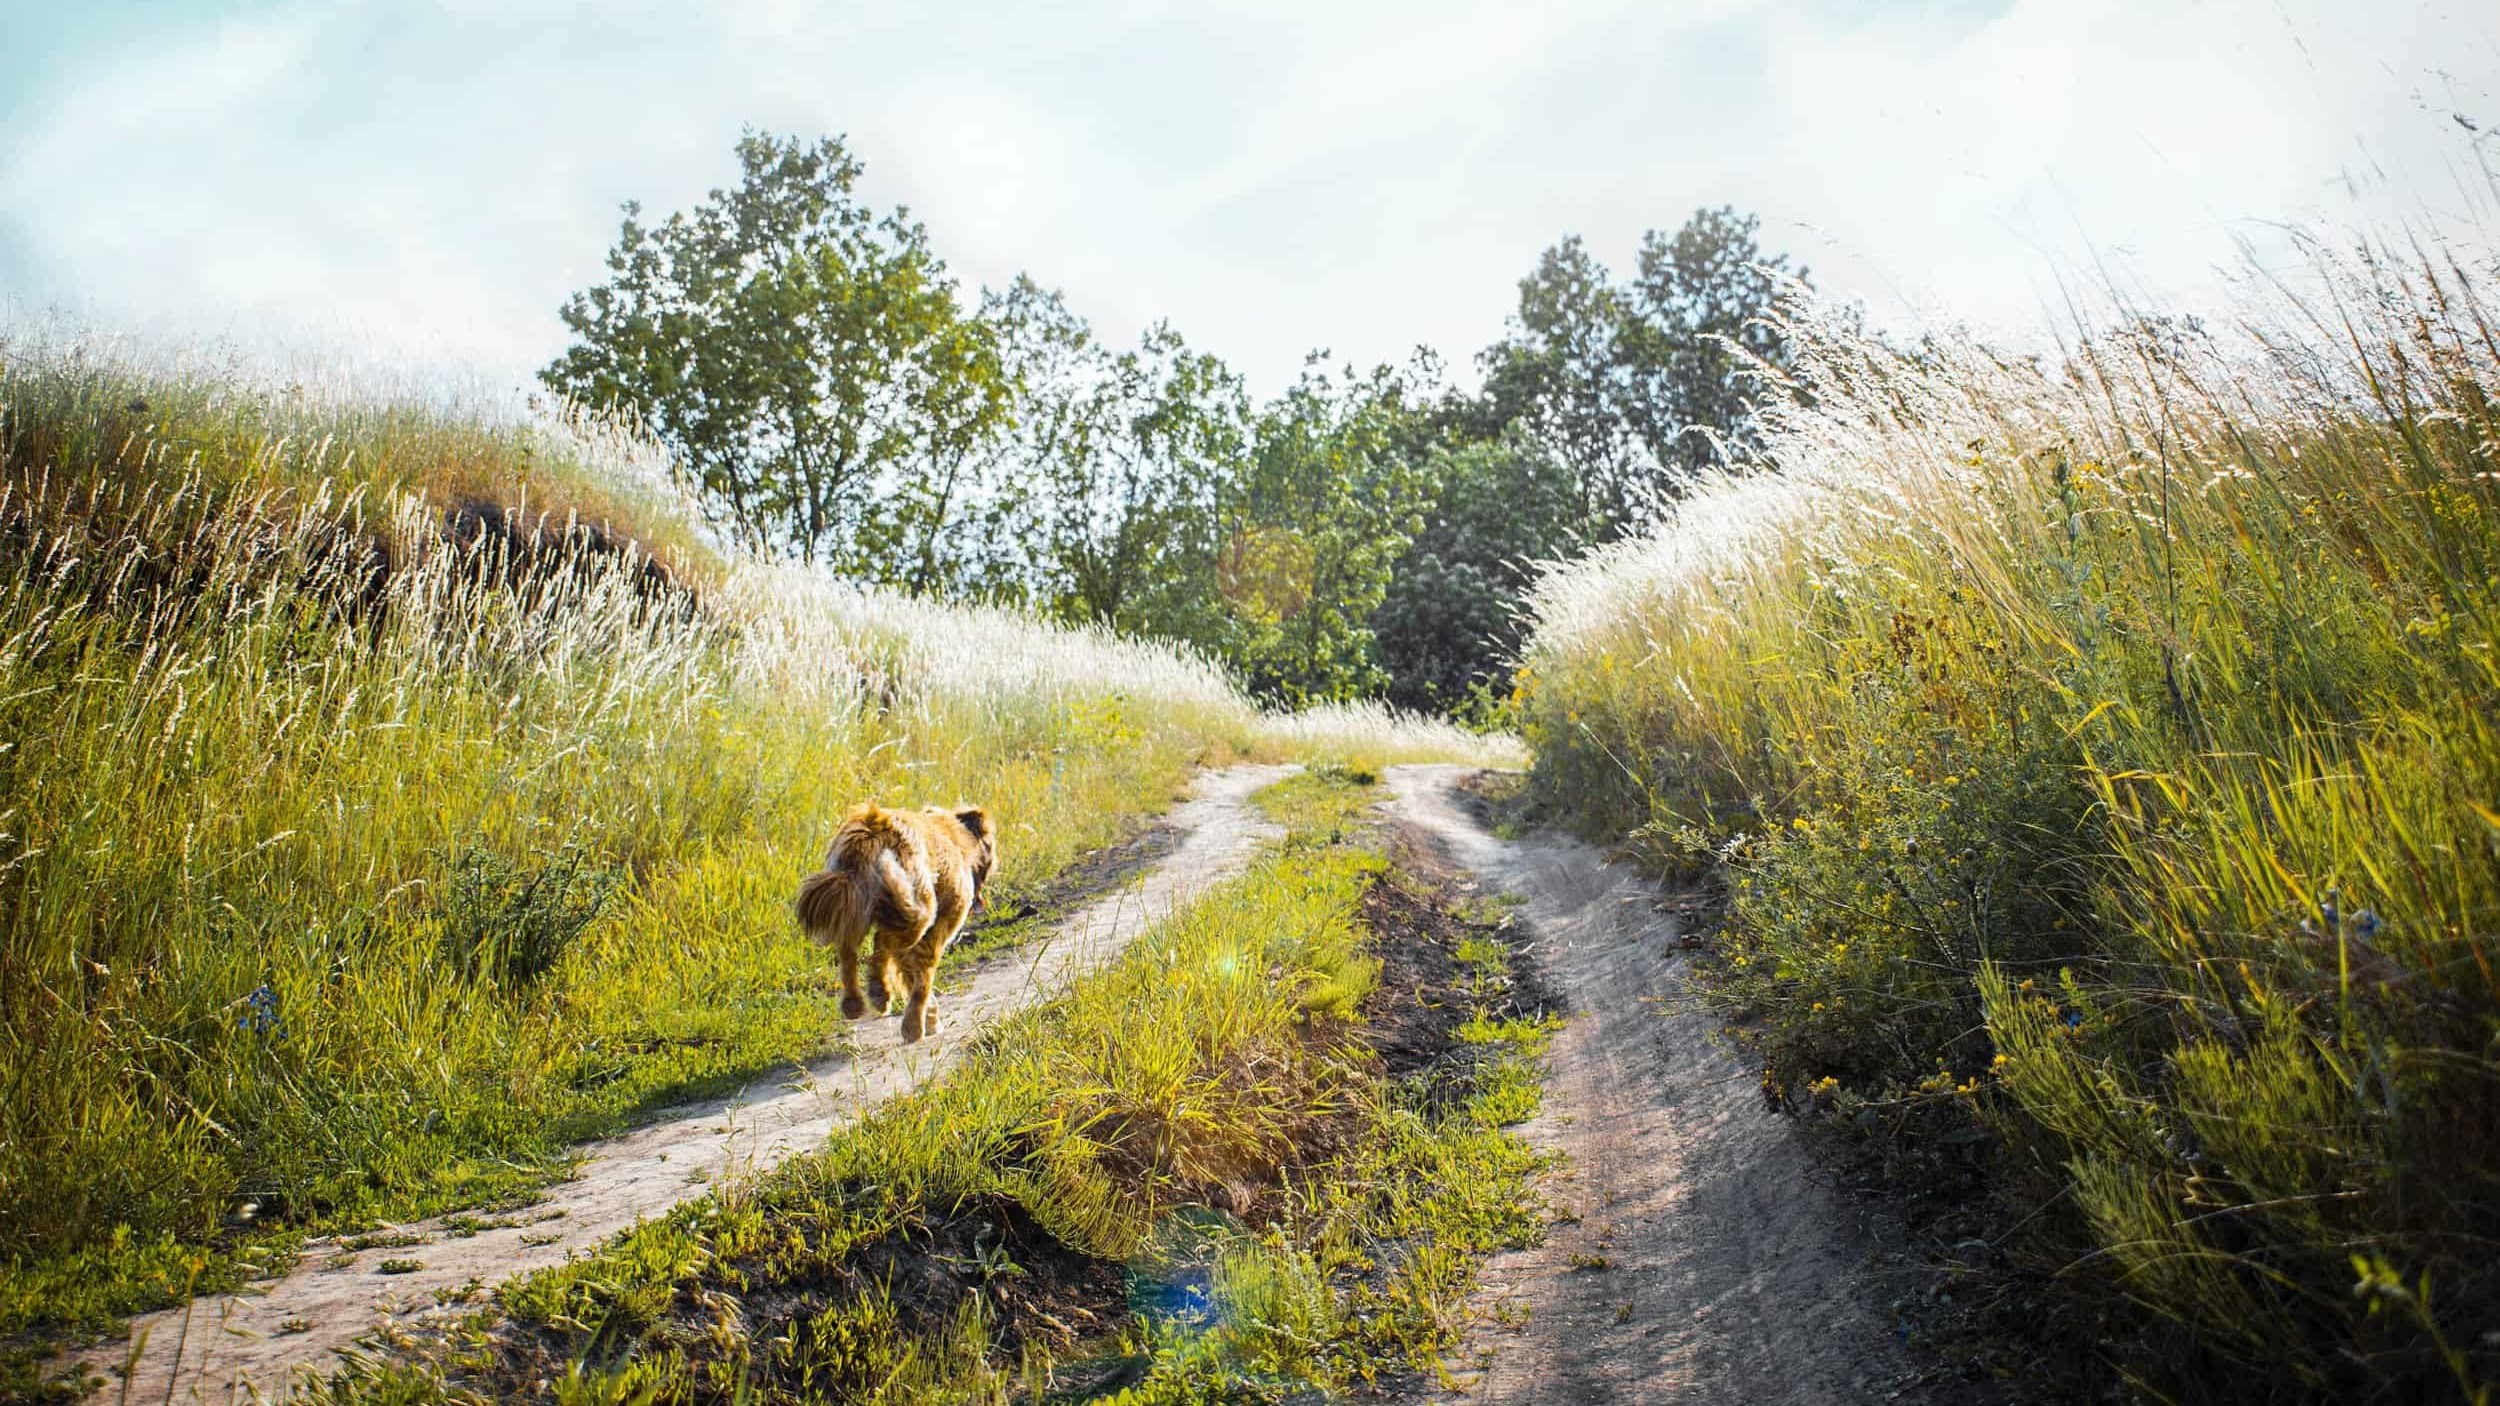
{"left": 70, "top": 764, "right": 1292, "bottom": 1404}
{"left": 1387, "top": 765, "right": 1922, "bottom": 1405}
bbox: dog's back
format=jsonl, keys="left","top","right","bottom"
{"left": 795, "top": 804, "right": 932, "bottom": 948}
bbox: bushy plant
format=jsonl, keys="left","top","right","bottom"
{"left": 436, "top": 842, "right": 621, "bottom": 988}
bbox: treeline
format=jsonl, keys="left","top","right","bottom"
{"left": 542, "top": 132, "right": 1804, "bottom": 711}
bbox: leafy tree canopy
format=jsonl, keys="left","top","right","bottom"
{"left": 540, "top": 133, "right": 1803, "bottom": 720}
{"left": 540, "top": 131, "right": 1010, "bottom": 572}
{"left": 970, "top": 279, "right": 1253, "bottom": 645}
{"left": 1372, "top": 430, "right": 1584, "bottom": 716}
{"left": 1476, "top": 206, "right": 1804, "bottom": 537}
{"left": 1224, "top": 357, "right": 1437, "bottom": 706}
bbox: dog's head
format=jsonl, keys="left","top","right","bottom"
{"left": 956, "top": 807, "right": 996, "bottom": 899}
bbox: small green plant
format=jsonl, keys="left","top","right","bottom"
{"left": 1251, "top": 765, "right": 1380, "bottom": 843}
{"left": 436, "top": 841, "right": 621, "bottom": 988}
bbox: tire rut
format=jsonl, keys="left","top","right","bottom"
{"left": 1386, "top": 764, "right": 1917, "bottom": 1405}
{"left": 76, "top": 764, "right": 1293, "bottom": 1404}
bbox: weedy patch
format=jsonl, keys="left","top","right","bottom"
{"left": 1249, "top": 763, "right": 1382, "bottom": 843}
{"left": 1068, "top": 824, "right": 1560, "bottom": 1402}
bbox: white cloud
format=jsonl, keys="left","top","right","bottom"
{"left": 2, "top": 0, "right": 2494, "bottom": 398}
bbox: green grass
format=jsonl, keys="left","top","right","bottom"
{"left": 277, "top": 768, "right": 1552, "bottom": 1405}
{"left": 1247, "top": 762, "right": 1380, "bottom": 841}
{"left": 0, "top": 334, "right": 1261, "bottom": 1369}
{"left": 1516, "top": 242, "right": 2500, "bottom": 1399}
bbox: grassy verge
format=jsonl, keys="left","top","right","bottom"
{"left": 1515, "top": 240, "right": 2500, "bottom": 1399}
{"left": 0, "top": 335, "right": 1254, "bottom": 1373}
{"left": 282, "top": 769, "right": 1553, "bottom": 1405}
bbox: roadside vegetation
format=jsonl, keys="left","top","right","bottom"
{"left": 287, "top": 768, "right": 1554, "bottom": 1405}
{"left": 0, "top": 333, "right": 1487, "bottom": 1382}
{"left": 1515, "top": 232, "right": 2500, "bottom": 1400}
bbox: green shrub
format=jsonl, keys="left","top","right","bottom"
{"left": 436, "top": 842, "right": 621, "bottom": 987}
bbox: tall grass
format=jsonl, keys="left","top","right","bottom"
{"left": 1250, "top": 699, "right": 1525, "bottom": 773}
{"left": 1516, "top": 233, "right": 2500, "bottom": 1399}
{"left": 0, "top": 328, "right": 1262, "bottom": 1349}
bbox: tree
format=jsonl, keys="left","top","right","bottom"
{"left": 960, "top": 279, "right": 1251, "bottom": 642}
{"left": 1045, "top": 317, "right": 1249, "bottom": 643}
{"left": 1372, "top": 430, "right": 1584, "bottom": 715}
{"left": 1223, "top": 358, "right": 1436, "bottom": 705}
{"left": 1620, "top": 206, "right": 1803, "bottom": 477}
{"left": 1471, "top": 209, "right": 1805, "bottom": 537}
{"left": 1476, "top": 236, "right": 1650, "bottom": 532}
{"left": 540, "top": 132, "right": 1010, "bottom": 571}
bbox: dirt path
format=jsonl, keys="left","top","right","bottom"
{"left": 1386, "top": 765, "right": 1919, "bottom": 1405}
{"left": 82, "top": 764, "right": 1292, "bottom": 1404}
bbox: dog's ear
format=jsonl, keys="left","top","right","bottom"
{"left": 957, "top": 807, "right": 996, "bottom": 887}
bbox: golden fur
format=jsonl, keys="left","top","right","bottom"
{"left": 794, "top": 803, "right": 996, "bottom": 1042}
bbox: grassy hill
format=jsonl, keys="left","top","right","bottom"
{"left": 0, "top": 327, "right": 1507, "bottom": 1363}
{"left": 1513, "top": 241, "right": 2500, "bottom": 1399}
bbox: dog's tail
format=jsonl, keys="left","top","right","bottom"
{"left": 795, "top": 865, "right": 872, "bottom": 949}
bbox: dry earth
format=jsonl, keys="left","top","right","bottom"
{"left": 1387, "top": 764, "right": 1925, "bottom": 1405}
{"left": 68, "top": 763, "right": 1292, "bottom": 1404}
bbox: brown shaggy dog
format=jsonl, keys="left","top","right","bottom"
{"left": 794, "top": 804, "right": 995, "bottom": 1042}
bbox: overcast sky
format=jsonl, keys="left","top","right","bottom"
{"left": 4, "top": 0, "right": 2497, "bottom": 400}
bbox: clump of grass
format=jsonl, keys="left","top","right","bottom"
{"left": 1516, "top": 230, "right": 2500, "bottom": 1400}
{"left": 436, "top": 842, "right": 621, "bottom": 988}
{"left": 1095, "top": 871, "right": 1555, "bottom": 1401}
{"left": 1249, "top": 763, "right": 1382, "bottom": 843}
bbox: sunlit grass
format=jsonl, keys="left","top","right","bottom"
{"left": 1250, "top": 699, "right": 1524, "bottom": 773}
{"left": 0, "top": 320, "right": 1521, "bottom": 1380}
{"left": 1516, "top": 235, "right": 2500, "bottom": 1399}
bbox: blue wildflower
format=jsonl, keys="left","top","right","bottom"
{"left": 239, "top": 982, "right": 285, "bottom": 1040}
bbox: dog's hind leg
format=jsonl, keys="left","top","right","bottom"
{"left": 916, "top": 900, "right": 972, "bottom": 1040}
{"left": 898, "top": 896, "right": 971, "bottom": 1043}
{"left": 896, "top": 948, "right": 930, "bottom": 1041}
{"left": 865, "top": 932, "right": 900, "bottom": 1015}
{"left": 838, "top": 929, "right": 870, "bottom": 1020}
{"left": 896, "top": 935, "right": 940, "bottom": 1042}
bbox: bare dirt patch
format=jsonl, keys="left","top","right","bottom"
{"left": 1358, "top": 826, "right": 1565, "bottom": 1083}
